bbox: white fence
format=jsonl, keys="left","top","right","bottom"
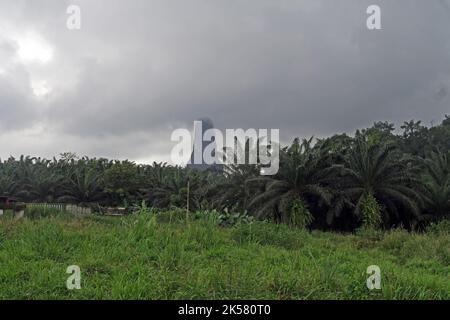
{"left": 66, "top": 204, "right": 92, "bottom": 215}
{"left": 26, "top": 203, "right": 92, "bottom": 215}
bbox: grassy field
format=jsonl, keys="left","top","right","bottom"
{"left": 0, "top": 209, "right": 448, "bottom": 300}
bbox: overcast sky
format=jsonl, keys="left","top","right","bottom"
{"left": 0, "top": 0, "right": 449, "bottom": 164}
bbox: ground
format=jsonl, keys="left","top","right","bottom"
{"left": 0, "top": 210, "right": 448, "bottom": 299}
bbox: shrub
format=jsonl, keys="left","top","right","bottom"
{"left": 192, "top": 210, "right": 221, "bottom": 224}
{"left": 289, "top": 199, "right": 313, "bottom": 229}
{"left": 360, "top": 193, "right": 382, "bottom": 230}
{"left": 131, "top": 200, "right": 156, "bottom": 215}
{"left": 426, "top": 219, "right": 450, "bottom": 236}
{"left": 217, "top": 209, "right": 254, "bottom": 227}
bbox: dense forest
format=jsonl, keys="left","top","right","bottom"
{"left": 1, "top": 116, "right": 450, "bottom": 232}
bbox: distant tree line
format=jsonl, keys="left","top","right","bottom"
{"left": 1, "top": 115, "right": 450, "bottom": 231}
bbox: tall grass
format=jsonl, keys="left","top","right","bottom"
{"left": 0, "top": 208, "right": 448, "bottom": 299}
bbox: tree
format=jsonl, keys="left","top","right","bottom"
{"left": 332, "top": 139, "right": 424, "bottom": 228}
{"left": 101, "top": 161, "right": 142, "bottom": 205}
{"left": 210, "top": 139, "right": 261, "bottom": 212}
{"left": 400, "top": 120, "right": 429, "bottom": 156}
{"left": 143, "top": 164, "right": 214, "bottom": 211}
{"left": 58, "top": 164, "right": 104, "bottom": 205}
{"left": 443, "top": 114, "right": 450, "bottom": 127}
{"left": 356, "top": 121, "right": 397, "bottom": 147}
{"left": 248, "top": 138, "right": 333, "bottom": 224}
{"left": 421, "top": 149, "right": 450, "bottom": 221}
{"left": 401, "top": 120, "right": 424, "bottom": 139}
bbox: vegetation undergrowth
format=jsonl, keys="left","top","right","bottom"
{"left": 0, "top": 208, "right": 448, "bottom": 300}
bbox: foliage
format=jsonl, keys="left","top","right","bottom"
{"left": 331, "top": 139, "right": 424, "bottom": 228}
{"left": 426, "top": 219, "right": 450, "bottom": 236}
{"left": 101, "top": 161, "right": 142, "bottom": 205}
{"left": 217, "top": 209, "right": 254, "bottom": 227}
{"left": 421, "top": 149, "right": 450, "bottom": 222}
{"left": 0, "top": 212, "right": 448, "bottom": 299}
{"left": 247, "top": 137, "right": 332, "bottom": 223}
{"left": 289, "top": 198, "right": 314, "bottom": 229}
{"left": 360, "top": 193, "right": 382, "bottom": 230}
{"left": 1, "top": 116, "right": 450, "bottom": 231}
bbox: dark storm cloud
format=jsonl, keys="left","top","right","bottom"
{"left": 0, "top": 38, "right": 39, "bottom": 130}
{"left": 0, "top": 0, "right": 450, "bottom": 162}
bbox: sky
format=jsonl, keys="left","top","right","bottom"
{"left": 0, "top": 0, "right": 449, "bottom": 164}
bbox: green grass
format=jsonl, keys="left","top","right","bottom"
{"left": 0, "top": 210, "right": 448, "bottom": 300}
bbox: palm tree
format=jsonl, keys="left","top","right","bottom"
{"left": 27, "top": 170, "right": 63, "bottom": 202}
{"left": 149, "top": 166, "right": 189, "bottom": 208}
{"left": 58, "top": 165, "right": 104, "bottom": 205}
{"left": 0, "top": 173, "right": 18, "bottom": 196}
{"left": 332, "top": 139, "right": 424, "bottom": 228}
{"left": 421, "top": 149, "right": 450, "bottom": 221}
{"left": 143, "top": 164, "right": 214, "bottom": 210}
{"left": 0, "top": 159, "right": 19, "bottom": 196}
{"left": 209, "top": 140, "right": 261, "bottom": 212}
{"left": 248, "top": 138, "right": 333, "bottom": 224}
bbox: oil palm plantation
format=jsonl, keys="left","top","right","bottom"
{"left": 209, "top": 140, "right": 261, "bottom": 212}
{"left": 58, "top": 164, "right": 104, "bottom": 205}
{"left": 143, "top": 164, "right": 215, "bottom": 210}
{"left": 332, "top": 139, "right": 424, "bottom": 228}
{"left": 248, "top": 138, "right": 333, "bottom": 224}
{"left": 421, "top": 149, "right": 450, "bottom": 221}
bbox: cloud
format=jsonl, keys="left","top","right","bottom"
{"left": 0, "top": 38, "right": 41, "bottom": 130}
{"left": 0, "top": 0, "right": 449, "bottom": 162}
